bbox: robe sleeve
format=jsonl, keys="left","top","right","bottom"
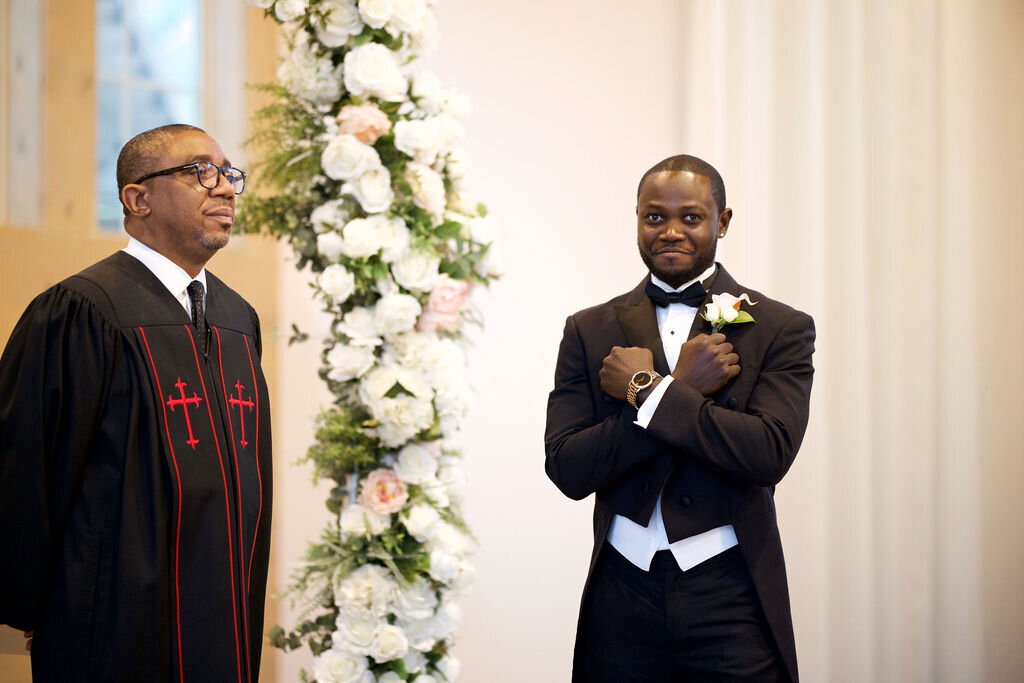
{"left": 0, "top": 285, "right": 120, "bottom": 630}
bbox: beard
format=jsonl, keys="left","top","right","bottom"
{"left": 638, "top": 241, "right": 717, "bottom": 289}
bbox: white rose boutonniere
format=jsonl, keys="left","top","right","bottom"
{"left": 701, "top": 292, "right": 757, "bottom": 331}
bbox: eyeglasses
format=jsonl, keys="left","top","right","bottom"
{"left": 133, "top": 160, "right": 247, "bottom": 195}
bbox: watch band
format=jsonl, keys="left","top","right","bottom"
{"left": 626, "top": 370, "right": 662, "bottom": 408}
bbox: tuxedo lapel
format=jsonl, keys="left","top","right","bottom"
{"left": 613, "top": 278, "right": 671, "bottom": 376}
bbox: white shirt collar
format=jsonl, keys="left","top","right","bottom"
{"left": 122, "top": 237, "right": 207, "bottom": 314}
{"left": 650, "top": 263, "right": 717, "bottom": 294}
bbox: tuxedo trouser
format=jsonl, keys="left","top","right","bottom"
{"left": 578, "top": 542, "right": 786, "bottom": 682}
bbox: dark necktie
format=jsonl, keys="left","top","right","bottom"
{"left": 645, "top": 279, "right": 707, "bottom": 308}
{"left": 187, "top": 280, "right": 208, "bottom": 355}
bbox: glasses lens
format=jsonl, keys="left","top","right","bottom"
{"left": 196, "top": 161, "right": 219, "bottom": 189}
{"left": 225, "top": 168, "right": 246, "bottom": 195}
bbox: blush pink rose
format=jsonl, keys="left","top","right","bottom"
{"left": 417, "top": 274, "right": 472, "bottom": 332}
{"left": 359, "top": 468, "right": 409, "bottom": 514}
{"left": 337, "top": 104, "right": 392, "bottom": 145}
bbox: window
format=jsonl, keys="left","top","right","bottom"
{"left": 2, "top": 0, "right": 43, "bottom": 226}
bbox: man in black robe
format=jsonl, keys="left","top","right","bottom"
{"left": 0, "top": 124, "right": 273, "bottom": 682}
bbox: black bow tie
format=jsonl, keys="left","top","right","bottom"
{"left": 646, "top": 280, "right": 707, "bottom": 308}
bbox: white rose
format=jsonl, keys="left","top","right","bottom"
{"left": 393, "top": 119, "right": 442, "bottom": 165}
{"left": 411, "top": 71, "right": 444, "bottom": 114}
{"left": 421, "top": 478, "right": 449, "bottom": 508}
{"left": 393, "top": 442, "right": 439, "bottom": 484}
{"left": 391, "top": 249, "right": 440, "bottom": 293}
{"left": 403, "top": 503, "right": 440, "bottom": 541}
{"left": 474, "top": 240, "right": 502, "bottom": 278}
{"left": 394, "top": 577, "right": 438, "bottom": 621}
{"left": 437, "top": 462, "right": 467, "bottom": 500}
{"left": 340, "top": 307, "right": 382, "bottom": 347}
{"left": 428, "top": 547, "right": 458, "bottom": 583}
{"left": 444, "top": 91, "right": 472, "bottom": 118}
{"left": 249, "top": 0, "right": 274, "bottom": 8}
{"left": 469, "top": 215, "right": 499, "bottom": 244}
{"left": 406, "top": 162, "right": 447, "bottom": 217}
{"left": 320, "top": 264, "right": 356, "bottom": 303}
{"left": 437, "top": 655, "right": 461, "bottom": 681}
{"left": 333, "top": 606, "right": 382, "bottom": 655}
{"left": 277, "top": 41, "right": 342, "bottom": 106}
{"left": 399, "top": 616, "right": 437, "bottom": 651}
{"left": 403, "top": 10, "right": 439, "bottom": 57}
{"left": 274, "top": 0, "right": 308, "bottom": 22}
{"left": 378, "top": 674, "right": 403, "bottom": 683}
{"left": 336, "top": 564, "right": 397, "bottom": 616}
{"left": 375, "top": 292, "right": 423, "bottom": 335}
{"left": 451, "top": 558, "right": 476, "bottom": 594}
{"left": 431, "top": 600, "right": 461, "bottom": 640}
{"left": 430, "top": 521, "right": 469, "bottom": 556}
{"left": 318, "top": 0, "right": 363, "bottom": 47}
{"left": 384, "top": 331, "right": 444, "bottom": 371}
{"left": 357, "top": 0, "right": 393, "bottom": 28}
{"left": 322, "top": 134, "right": 381, "bottom": 182}
{"left": 339, "top": 502, "right": 391, "bottom": 540}
{"left": 444, "top": 149, "right": 471, "bottom": 180}
{"left": 402, "top": 649, "right": 427, "bottom": 675}
{"left": 369, "top": 623, "right": 408, "bottom": 662}
{"left": 343, "top": 167, "right": 394, "bottom": 213}
{"left": 416, "top": 676, "right": 438, "bottom": 683}
{"left": 375, "top": 396, "right": 435, "bottom": 447}
{"left": 311, "top": 198, "right": 350, "bottom": 233}
{"left": 317, "top": 230, "right": 346, "bottom": 261}
{"left": 338, "top": 217, "right": 382, "bottom": 258}
{"left": 311, "top": 649, "right": 372, "bottom": 683}
{"left": 344, "top": 43, "right": 407, "bottom": 102}
{"left": 327, "top": 344, "right": 376, "bottom": 382}
{"left": 378, "top": 215, "right": 411, "bottom": 262}
{"left": 391, "top": 0, "right": 427, "bottom": 33}
{"left": 432, "top": 113, "right": 465, "bottom": 150}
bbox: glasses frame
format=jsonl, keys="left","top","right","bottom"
{"left": 133, "top": 161, "right": 247, "bottom": 195}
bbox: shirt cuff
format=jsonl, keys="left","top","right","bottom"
{"left": 634, "top": 375, "right": 673, "bottom": 428}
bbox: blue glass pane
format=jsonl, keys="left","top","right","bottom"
{"left": 97, "top": 82, "right": 125, "bottom": 229}
{"left": 130, "top": 88, "right": 200, "bottom": 132}
{"left": 96, "top": 0, "right": 127, "bottom": 77}
{"left": 128, "top": 0, "right": 200, "bottom": 88}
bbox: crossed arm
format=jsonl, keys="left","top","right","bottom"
{"left": 544, "top": 312, "right": 815, "bottom": 500}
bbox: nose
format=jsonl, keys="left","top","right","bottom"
{"left": 210, "top": 169, "right": 235, "bottom": 199}
{"left": 662, "top": 219, "right": 685, "bottom": 239}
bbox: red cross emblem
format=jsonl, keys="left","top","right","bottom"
{"left": 166, "top": 378, "right": 203, "bottom": 449}
{"left": 228, "top": 380, "right": 255, "bottom": 448}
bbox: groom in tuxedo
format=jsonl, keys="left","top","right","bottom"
{"left": 545, "top": 155, "right": 815, "bottom": 681}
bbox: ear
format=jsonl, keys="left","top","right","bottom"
{"left": 121, "top": 184, "right": 151, "bottom": 217}
{"left": 717, "top": 208, "right": 733, "bottom": 238}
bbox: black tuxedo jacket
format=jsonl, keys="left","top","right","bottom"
{"left": 545, "top": 264, "right": 814, "bottom": 682}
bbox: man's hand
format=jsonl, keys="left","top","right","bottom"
{"left": 672, "top": 333, "right": 740, "bottom": 395}
{"left": 599, "top": 346, "right": 656, "bottom": 400}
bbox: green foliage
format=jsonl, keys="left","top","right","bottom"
{"left": 304, "top": 406, "right": 382, "bottom": 484}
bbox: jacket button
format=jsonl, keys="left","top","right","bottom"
{"left": 681, "top": 496, "right": 692, "bottom": 507}
{"left": 726, "top": 397, "right": 737, "bottom": 409}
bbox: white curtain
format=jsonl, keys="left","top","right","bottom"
{"left": 269, "top": 1, "right": 1024, "bottom": 681}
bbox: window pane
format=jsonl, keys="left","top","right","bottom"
{"left": 96, "top": 81, "right": 124, "bottom": 229}
{"left": 130, "top": 88, "right": 200, "bottom": 132}
{"left": 96, "top": 0, "right": 126, "bottom": 78}
{"left": 128, "top": 0, "right": 200, "bottom": 89}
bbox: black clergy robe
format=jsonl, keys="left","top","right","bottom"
{"left": 0, "top": 251, "right": 272, "bottom": 682}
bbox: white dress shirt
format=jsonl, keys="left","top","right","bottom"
{"left": 606, "top": 264, "right": 738, "bottom": 571}
{"left": 122, "top": 237, "right": 208, "bottom": 314}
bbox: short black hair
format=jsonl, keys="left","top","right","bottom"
{"left": 116, "top": 123, "right": 205, "bottom": 194}
{"left": 636, "top": 154, "right": 727, "bottom": 213}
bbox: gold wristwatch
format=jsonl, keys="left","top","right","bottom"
{"left": 626, "top": 370, "right": 661, "bottom": 408}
